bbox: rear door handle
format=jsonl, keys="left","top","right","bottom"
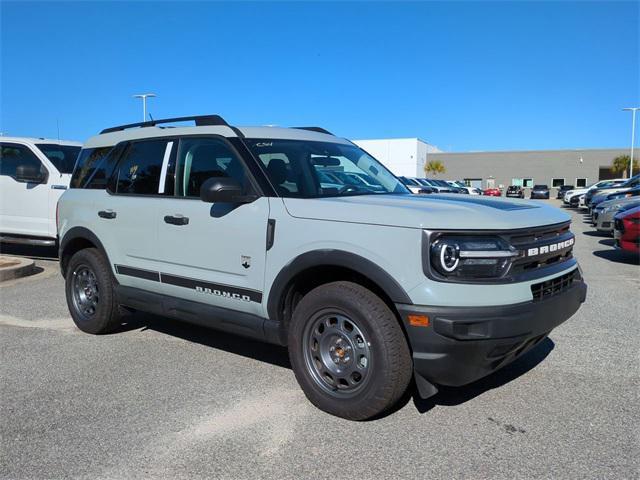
{"left": 164, "top": 214, "right": 189, "bottom": 226}
{"left": 98, "top": 210, "right": 116, "bottom": 219}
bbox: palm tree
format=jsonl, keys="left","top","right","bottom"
{"left": 611, "top": 155, "right": 638, "bottom": 178}
{"left": 425, "top": 160, "right": 446, "bottom": 176}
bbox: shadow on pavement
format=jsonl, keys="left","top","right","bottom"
{"left": 0, "top": 243, "right": 58, "bottom": 260}
{"left": 111, "top": 311, "right": 556, "bottom": 419}
{"left": 582, "top": 230, "right": 608, "bottom": 238}
{"left": 114, "top": 311, "right": 291, "bottom": 368}
{"left": 593, "top": 249, "right": 640, "bottom": 265}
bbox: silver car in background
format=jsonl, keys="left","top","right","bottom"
{"left": 593, "top": 198, "right": 640, "bottom": 234}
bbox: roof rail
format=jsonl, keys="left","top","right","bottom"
{"left": 292, "top": 126, "right": 334, "bottom": 136}
{"left": 100, "top": 115, "right": 230, "bottom": 134}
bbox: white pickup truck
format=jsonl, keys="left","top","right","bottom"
{"left": 0, "top": 137, "right": 81, "bottom": 246}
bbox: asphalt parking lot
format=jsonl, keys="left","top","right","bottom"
{"left": 1, "top": 200, "right": 638, "bottom": 480}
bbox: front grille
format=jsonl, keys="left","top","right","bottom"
{"left": 508, "top": 222, "right": 574, "bottom": 274}
{"left": 602, "top": 221, "right": 611, "bottom": 228}
{"left": 531, "top": 269, "right": 580, "bottom": 302}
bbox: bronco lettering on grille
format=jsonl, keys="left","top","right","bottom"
{"left": 526, "top": 238, "right": 574, "bottom": 257}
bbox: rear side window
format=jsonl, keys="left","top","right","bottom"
{"left": 0, "top": 143, "right": 46, "bottom": 179}
{"left": 70, "top": 147, "right": 113, "bottom": 189}
{"left": 113, "top": 139, "right": 171, "bottom": 195}
{"left": 34, "top": 144, "right": 80, "bottom": 174}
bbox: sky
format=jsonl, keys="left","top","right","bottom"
{"left": 1, "top": 1, "right": 638, "bottom": 151}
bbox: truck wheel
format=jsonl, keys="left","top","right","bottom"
{"left": 288, "top": 281, "right": 412, "bottom": 420}
{"left": 65, "top": 248, "right": 123, "bottom": 334}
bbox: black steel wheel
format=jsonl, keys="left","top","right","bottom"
{"left": 303, "top": 312, "right": 372, "bottom": 397}
{"left": 289, "top": 281, "right": 412, "bottom": 420}
{"left": 65, "top": 248, "right": 124, "bottom": 334}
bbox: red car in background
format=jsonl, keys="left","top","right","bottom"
{"left": 614, "top": 206, "right": 640, "bottom": 255}
{"left": 483, "top": 187, "right": 502, "bottom": 197}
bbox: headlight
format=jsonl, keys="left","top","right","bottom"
{"left": 430, "top": 236, "right": 519, "bottom": 279}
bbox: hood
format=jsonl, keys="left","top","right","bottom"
{"left": 282, "top": 194, "right": 570, "bottom": 230}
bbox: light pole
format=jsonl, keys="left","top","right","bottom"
{"left": 133, "top": 93, "right": 156, "bottom": 122}
{"left": 623, "top": 107, "right": 639, "bottom": 178}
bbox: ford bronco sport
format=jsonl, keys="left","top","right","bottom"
{"left": 58, "top": 115, "right": 587, "bottom": 420}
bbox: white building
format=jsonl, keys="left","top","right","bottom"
{"left": 353, "top": 138, "right": 442, "bottom": 177}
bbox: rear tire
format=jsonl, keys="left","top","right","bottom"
{"left": 65, "top": 248, "right": 124, "bottom": 334}
{"left": 288, "top": 281, "right": 412, "bottom": 420}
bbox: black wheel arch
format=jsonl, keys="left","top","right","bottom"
{"left": 59, "top": 227, "right": 112, "bottom": 278}
{"left": 267, "top": 249, "right": 412, "bottom": 343}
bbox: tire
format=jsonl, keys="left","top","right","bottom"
{"left": 288, "top": 281, "right": 412, "bottom": 420}
{"left": 65, "top": 248, "right": 124, "bottom": 334}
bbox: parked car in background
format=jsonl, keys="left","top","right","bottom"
{"left": 506, "top": 185, "right": 524, "bottom": 198}
{"left": 483, "top": 187, "right": 502, "bottom": 196}
{"left": 530, "top": 185, "right": 550, "bottom": 199}
{"left": 0, "top": 137, "right": 81, "bottom": 246}
{"left": 563, "top": 179, "right": 626, "bottom": 206}
{"left": 421, "top": 178, "right": 457, "bottom": 193}
{"left": 593, "top": 198, "right": 640, "bottom": 234}
{"left": 556, "top": 184, "right": 574, "bottom": 199}
{"left": 398, "top": 176, "right": 423, "bottom": 194}
{"left": 614, "top": 206, "right": 640, "bottom": 255}
{"left": 589, "top": 186, "right": 640, "bottom": 212}
{"left": 585, "top": 174, "right": 640, "bottom": 209}
{"left": 446, "top": 181, "right": 482, "bottom": 195}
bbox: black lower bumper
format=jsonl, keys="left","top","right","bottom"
{"left": 396, "top": 280, "right": 587, "bottom": 392}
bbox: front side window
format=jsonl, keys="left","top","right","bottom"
{"left": 174, "top": 137, "right": 249, "bottom": 197}
{"left": 113, "top": 139, "right": 170, "bottom": 195}
{"left": 34, "top": 144, "right": 81, "bottom": 174}
{"left": 0, "top": 143, "right": 46, "bottom": 179}
{"left": 245, "top": 139, "right": 408, "bottom": 198}
{"left": 70, "top": 147, "right": 113, "bottom": 189}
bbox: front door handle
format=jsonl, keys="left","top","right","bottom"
{"left": 98, "top": 210, "right": 117, "bottom": 219}
{"left": 164, "top": 214, "right": 189, "bottom": 226}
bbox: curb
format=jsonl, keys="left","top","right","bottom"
{"left": 0, "top": 256, "right": 37, "bottom": 282}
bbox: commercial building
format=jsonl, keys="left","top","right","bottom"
{"left": 427, "top": 148, "right": 629, "bottom": 190}
{"left": 352, "top": 138, "right": 441, "bottom": 177}
{"left": 353, "top": 137, "right": 629, "bottom": 192}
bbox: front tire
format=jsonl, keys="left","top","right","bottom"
{"left": 288, "top": 281, "right": 412, "bottom": 420}
{"left": 65, "top": 248, "right": 124, "bottom": 334}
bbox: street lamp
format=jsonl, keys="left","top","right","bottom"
{"left": 133, "top": 93, "right": 157, "bottom": 122}
{"left": 622, "top": 107, "right": 639, "bottom": 178}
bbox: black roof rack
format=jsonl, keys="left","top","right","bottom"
{"left": 292, "top": 126, "right": 334, "bottom": 136}
{"left": 100, "top": 115, "right": 230, "bottom": 134}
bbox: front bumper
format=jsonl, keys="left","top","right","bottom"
{"left": 397, "top": 276, "right": 587, "bottom": 391}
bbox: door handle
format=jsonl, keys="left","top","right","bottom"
{"left": 98, "top": 210, "right": 117, "bottom": 219}
{"left": 164, "top": 214, "right": 189, "bottom": 226}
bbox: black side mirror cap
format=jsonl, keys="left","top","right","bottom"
{"left": 15, "top": 165, "right": 47, "bottom": 184}
{"left": 199, "top": 177, "right": 257, "bottom": 204}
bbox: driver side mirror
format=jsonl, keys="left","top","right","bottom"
{"left": 15, "top": 164, "right": 47, "bottom": 184}
{"left": 199, "top": 177, "right": 256, "bottom": 204}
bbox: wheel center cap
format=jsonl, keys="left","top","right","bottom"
{"left": 335, "top": 347, "right": 345, "bottom": 358}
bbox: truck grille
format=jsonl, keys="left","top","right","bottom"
{"left": 531, "top": 269, "right": 580, "bottom": 302}
{"left": 508, "top": 222, "right": 574, "bottom": 274}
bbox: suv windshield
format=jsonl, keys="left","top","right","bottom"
{"left": 35, "top": 144, "right": 81, "bottom": 174}
{"left": 245, "top": 139, "right": 409, "bottom": 197}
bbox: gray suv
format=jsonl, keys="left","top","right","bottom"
{"left": 58, "top": 115, "right": 587, "bottom": 420}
